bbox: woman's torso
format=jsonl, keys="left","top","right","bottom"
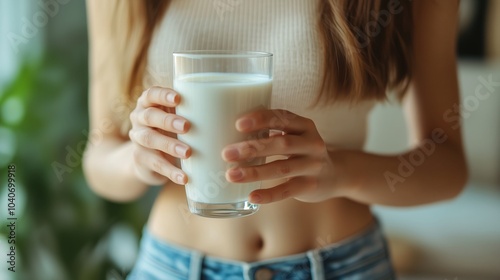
{"left": 145, "top": 0, "right": 376, "bottom": 262}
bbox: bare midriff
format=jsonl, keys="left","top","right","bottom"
{"left": 148, "top": 179, "right": 373, "bottom": 262}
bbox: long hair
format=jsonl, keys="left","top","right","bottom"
{"left": 111, "top": 0, "right": 413, "bottom": 128}
{"left": 318, "top": 0, "right": 413, "bottom": 104}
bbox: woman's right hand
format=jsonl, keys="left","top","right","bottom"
{"left": 129, "top": 86, "right": 191, "bottom": 186}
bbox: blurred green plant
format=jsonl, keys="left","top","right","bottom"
{"left": 0, "top": 33, "right": 149, "bottom": 280}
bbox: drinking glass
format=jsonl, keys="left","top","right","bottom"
{"left": 173, "top": 50, "right": 273, "bottom": 218}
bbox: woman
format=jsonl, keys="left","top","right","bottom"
{"left": 83, "top": 0, "right": 467, "bottom": 279}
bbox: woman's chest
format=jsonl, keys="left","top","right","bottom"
{"left": 145, "top": 0, "right": 325, "bottom": 109}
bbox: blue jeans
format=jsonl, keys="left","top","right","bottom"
{"left": 127, "top": 219, "right": 395, "bottom": 280}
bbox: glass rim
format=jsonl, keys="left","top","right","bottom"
{"left": 173, "top": 50, "right": 273, "bottom": 58}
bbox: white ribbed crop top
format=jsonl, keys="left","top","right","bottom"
{"left": 144, "top": 0, "right": 377, "bottom": 149}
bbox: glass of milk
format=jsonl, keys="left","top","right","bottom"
{"left": 173, "top": 51, "right": 273, "bottom": 218}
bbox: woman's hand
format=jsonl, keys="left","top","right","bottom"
{"left": 129, "top": 87, "right": 191, "bottom": 186}
{"left": 222, "top": 109, "right": 338, "bottom": 204}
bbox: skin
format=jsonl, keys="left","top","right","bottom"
{"left": 84, "top": 0, "right": 467, "bottom": 262}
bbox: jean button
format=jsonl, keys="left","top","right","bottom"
{"left": 254, "top": 267, "right": 273, "bottom": 280}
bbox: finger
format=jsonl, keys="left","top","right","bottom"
{"left": 133, "top": 107, "right": 190, "bottom": 133}
{"left": 222, "top": 134, "right": 317, "bottom": 162}
{"left": 134, "top": 165, "right": 169, "bottom": 186}
{"left": 129, "top": 128, "right": 191, "bottom": 159}
{"left": 235, "top": 109, "right": 313, "bottom": 134}
{"left": 133, "top": 146, "right": 187, "bottom": 185}
{"left": 133, "top": 161, "right": 169, "bottom": 186}
{"left": 248, "top": 177, "right": 318, "bottom": 204}
{"left": 138, "top": 87, "right": 180, "bottom": 108}
{"left": 225, "top": 157, "right": 322, "bottom": 183}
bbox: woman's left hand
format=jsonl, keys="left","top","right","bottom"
{"left": 222, "top": 109, "right": 338, "bottom": 204}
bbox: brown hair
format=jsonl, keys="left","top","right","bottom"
{"left": 110, "top": 1, "right": 170, "bottom": 103}
{"left": 114, "top": 0, "right": 412, "bottom": 113}
{"left": 318, "top": 0, "right": 413, "bottom": 104}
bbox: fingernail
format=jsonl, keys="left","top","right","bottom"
{"left": 167, "top": 92, "right": 177, "bottom": 103}
{"left": 175, "top": 173, "right": 185, "bottom": 184}
{"left": 228, "top": 168, "right": 243, "bottom": 180}
{"left": 236, "top": 118, "right": 254, "bottom": 131}
{"left": 175, "top": 145, "right": 188, "bottom": 157}
{"left": 223, "top": 148, "right": 239, "bottom": 161}
{"left": 173, "top": 119, "right": 185, "bottom": 131}
{"left": 250, "top": 193, "right": 262, "bottom": 203}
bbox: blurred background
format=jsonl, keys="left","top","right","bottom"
{"left": 0, "top": 0, "right": 498, "bottom": 279}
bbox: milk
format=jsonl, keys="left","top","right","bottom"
{"left": 174, "top": 73, "right": 272, "bottom": 204}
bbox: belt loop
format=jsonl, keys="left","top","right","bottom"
{"left": 307, "top": 250, "right": 324, "bottom": 280}
{"left": 189, "top": 250, "right": 204, "bottom": 280}
{"left": 242, "top": 263, "right": 251, "bottom": 280}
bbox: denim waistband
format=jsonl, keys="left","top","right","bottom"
{"left": 128, "top": 218, "right": 395, "bottom": 280}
